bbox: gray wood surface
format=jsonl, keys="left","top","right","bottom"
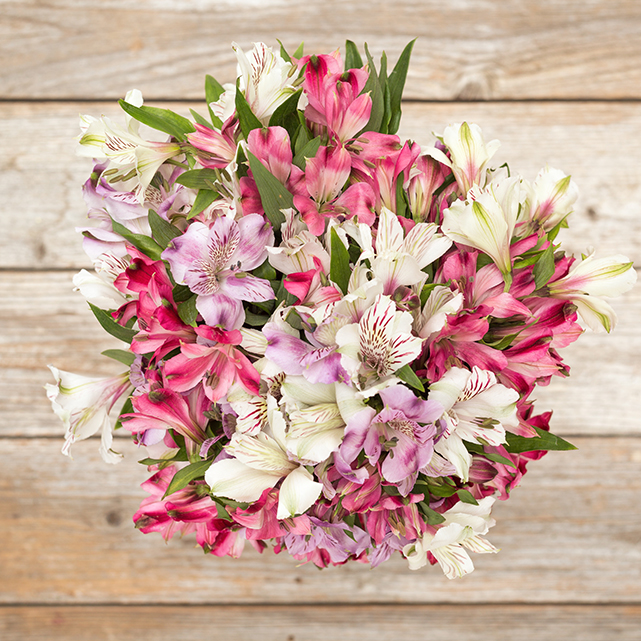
{"left": 2, "top": 605, "right": 641, "bottom": 641}
{"left": 2, "top": 0, "right": 641, "bottom": 101}
{"left": 2, "top": 437, "right": 640, "bottom": 604}
{"left": 1, "top": 2, "right": 640, "bottom": 639}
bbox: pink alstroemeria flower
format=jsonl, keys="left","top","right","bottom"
{"left": 187, "top": 121, "right": 238, "bottom": 169}
{"left": 293, "top": 145, "right": 375, "bottom": 235}
{"left": 163, "top": 326, "right": 260, "bottom": 402}
{"left": 338, "top": 385, "right": 442, "bottom": 488}
{"left": 162, "top": 215, "right": 275, "bottom": 329}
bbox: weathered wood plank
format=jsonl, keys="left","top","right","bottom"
{"left": 1, "top": 268, "right": 638, "bottom": 438}
{"left": 1, "top": 437, "right": 640, "bottom": 604}
{"left": 2, "top": 604, "right": 641, "bottom": 641}
{"left": 2, "top": 100, "right": 640, "bottom": 269}
{"left": 2, "top": 1, "right": 641, "bottom": 101}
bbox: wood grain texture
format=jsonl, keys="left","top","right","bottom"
{"left": 2, "top": 437, "right": 640, "bottom": 605}
{"left": 1, "top": 101, "right": 641, "bottom": 269}
{"left": 2, "top": 1, "right": 641, "bottom": 101}
{"left": 2, "top": 604, "right": 641, "bottom": 641}
{"left": 1, "top": 269, "right": 638, "bottom": 438}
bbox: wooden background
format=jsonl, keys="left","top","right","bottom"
{"left": 1, "top": 1, "right": 640, "bottom": 639}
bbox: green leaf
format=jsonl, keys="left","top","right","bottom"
{"left": 247, "top": 151, "right": 293, "bottom": 230}
{"left": 163, "top": 459, "right": 213, "bottom": 498}
{"left": 361, "top": 43, "right": 384, "bottom": 133}
{"left": 205, "top": 74, "right": 225, "bottom": 128}
{"left": 293, "top": 41, "right": 304, "bottom": 59}
{"left": 277, "top": 39, "right": 292, "bottom": 63}
{"left": 148, "top": 209, "right": 182, "bottom": 249}
{"left": 245, "top": 310, "right": 270, "bottom": 327}
{"left": 177, "top": 295, "right": 199, "bottom": 326}
{"left": 205, "top": 74, "right": 225, "bottom": 103}
{"left": 417, "top": 502, "right": 446, "bottom": 525}
{"left": 386, "top": 39, "right": 416, "bottom": 135}
{"left": 114, "top": 395, "right": 133, "bottom": 431}
{"left": 505, "top": 426, "right": 577, "bottom": 453}
{"left": 189, "top": 108, "right": 211, "bottom": 128}
{"left": 344, "top": 40, "right": 363, "bottom": 70}
{"left": 269, "top": 89, "right": 302, "bottom": 129}
{"left": 118, "top": 100, "right": 195, "bottom": 141}
{"left": 533, "top": 244, "right": 556, "bottom": 289}
{"left": 465, "top": 442, "right": 516, "bottom": 468}
{"left": 395, "top": 364, "right": 425, "bottom": 392}
{"left": 235, "top": 79, "right": 263, "bottom": 139}
{"left": 89, "top": 303, "right": 137, "bottom": 343}
{"left": 330, "top": 227, "right": 351, "bottom": 294}
{"left": 172, "top": 283, "right": 193, "bottom": 302}
{"left": 547, "top": 215, "right": 569, "bottom": 243}
{"left": 187, "top": 189, "right": 219, "bottom": 220}
{"left": 253, "top": 259, "right": 277, "bottom": 280}
{"left": 110, "top": 217, "right": 164, "bottom": 261}
{"left": 456, "top": 489, "right": 479, "bottom": 505}
{"left": 293, "top": 136, "right": 322, "bottom": 170}
{"left": 101, "top": 349, "right": 135, "bottom": 366}
{"left": 175, "top": 168, "right": 220, "bottom": 190}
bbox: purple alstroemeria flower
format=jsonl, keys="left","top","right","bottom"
{"left": 162, "top": 215, "right": 275, "bottom": 329}
{"left": 339, "top": 385, "right": 443, "bottom": 488}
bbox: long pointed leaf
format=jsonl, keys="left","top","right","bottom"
{"left": 118, "top": 101, "right": 195, "bottom": 141}
{"left": 110, "top": 218, "right": 163, "bottom": 261}
{"left": 505, "top": 427, "right": 577, "bottom": 453}
{"left": 148, "top": 209, "right": 182, "bottom": 249}
{"left": 387, "top": 39, "right": 416, "bottom": 134}
{"left": 361, "top": 44, "right": 384, "bottom": 133}
{"left": 247, "top": 151, "right": 293, "bottom": 230}
{"left": 89, "top": 303, "right": 137, "bottom": 344}
{"left": 235, "top": 79, "right": 263, "bottom": 139}
{"left": 330, "top": 227, "right": 351, "bottom": 294}
{"left": 163, "top": 459, "right": 213, "bottom": 498}
{"left": 345, "top": 40, "right": 363, "bottom": 70}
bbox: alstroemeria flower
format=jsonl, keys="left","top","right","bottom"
{"left": 212, "top": 42, "right": 298, "bottom": 124}
{"left": 339, "top": 385, "right": 443, "bottom": 487}
{"left": 46, "top": 367, "right": 131, "bottom": 464}
{"left": 371, "top": 206, "right": 452, "bottom": 295}
{"left": 427, "top": 122, "right": 500, "bottom": 194}
{"left": 205, "top": 397, "right": 323, "bottom": 519}
{"left": 403, "top": 496, "right": 498, "bottom": 578}
{"left": 78, "top": 90, "right": 181, "bottom": 202}
{"left": 335, "top": 294, "right": 424, "bottom": 387}
{"left": 547, "top": 249, "right": 636, "bottom": 332}
{"left": 163, "top": 326, "right": 260, "bottom": 402}
{"left": 162, "top": 215, "right": 275, "bottom": 329}
{"left": 429, "top": 366, "right": 519, "bottom": 481}
{"left": 442, "top": 176, "right": 523, "bottom": 288}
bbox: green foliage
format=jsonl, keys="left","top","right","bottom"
{"left": 395, "top": 364, "right": 425, "bottom": 392}
{"left": 88, "top": 303, "right": 137, "bottom": 343}
{"left": 163, "top": 459, "right": 214, "bottom": 498}
{"left": 110, "top": 217, "right": 164, "bottom": 261}
{"left": 505, "top": 426, "right": 577, "bottom": 453}
{"left": 148, "top": 209, "right": 181, "bottom": 249}
{"left": 329, "top": 227, "right": 351, "bottom": 294}
{"left": 247, "top": 151, "right": 294, "bottom": 230}
{"left": 101, "top": 349, "right": 135, "bottom": 366}
{"left": 118, "top": 101, "right": 195, "bottom": 141}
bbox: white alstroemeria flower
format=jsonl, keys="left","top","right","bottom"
{"left": 427, "top": 122, "right": 500, "bottom": 194}
{"left": 429, "top": 367, "right": 519, "bottom": 482}
{"left": 267, "top": 228, "right": 330, "bottom": 275}
{"left": 403, "top": 496, "right": 498, "bottom": 578}
{"left": 45, "top": 366, "right": 131, "bottom": 464}
{"left": 525, "top": 165, "right": 579, "bottom": 231}
{"left": 548, "top": 249, "right": 636, "bottom": 332}
{"left": 281, "top": 376, "right": 349, "bottom": 463}
{"left": 213, "top": 42, "right": 298, "bottom": 125}
{"left": 442, "top": 176, "right": 523, "bottom": 288}
{"left": 414, "top": 285, "right": 464, "bottom": 339}
{"left": 335, "top": 294, "right": 424, "bottom": 387}
{"left": 371, "top": 206, "right": 452, "bottom": 295}
{"left": 72, "top": 269, "right": 128, "bottom": 309}
{"left": 78, "top": 90, "right": 181, "bottom": 202}
{"left": 205, "top": 397, "right": 322, "bottom": 519}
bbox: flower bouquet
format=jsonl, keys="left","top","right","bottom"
{"left": 47, "top": 40, "right": 636, "bottom": 578}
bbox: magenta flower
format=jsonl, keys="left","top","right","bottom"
{"left": 162, "top": 214, "right": 275, "bottom": 329}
